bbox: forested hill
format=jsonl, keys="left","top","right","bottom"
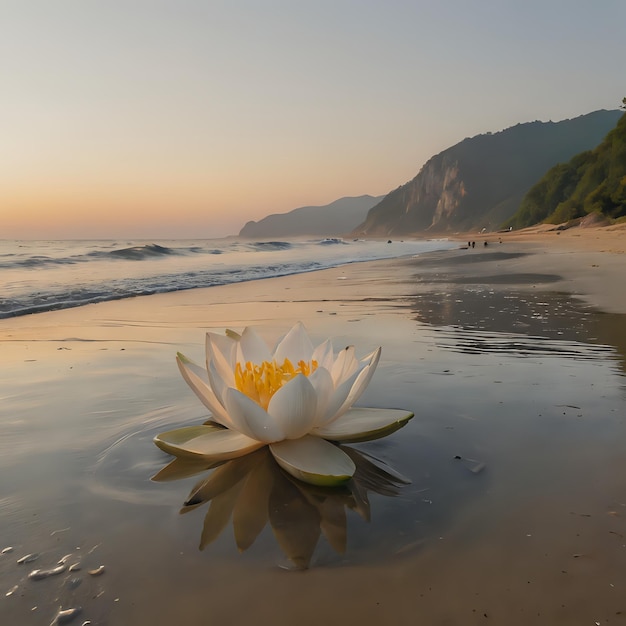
{"left": 351, "top": 109, "right": 622, "bottom": 236}
{"left": 506, "top": 111, "right": 625, "bottom": 229}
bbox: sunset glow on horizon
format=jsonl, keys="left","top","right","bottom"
{"left": 2, "top": 1, "right": 624, "bottom": 240}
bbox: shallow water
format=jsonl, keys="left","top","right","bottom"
{"left": 1, "top": 276, "right": 626, "bottom": 625}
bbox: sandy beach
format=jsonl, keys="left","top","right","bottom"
{"left": 1, "top": 226, "right": 626, "bottom": 625}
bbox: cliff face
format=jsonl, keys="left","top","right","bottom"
{"left": 353, "top": 109, "right": 623, "bottom": 236}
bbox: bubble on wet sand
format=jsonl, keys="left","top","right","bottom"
{"left": 50, "top": 606, "right": 82, "bottom": 625}
{"left": 28, "top": 564, "right": 67, "bottom": 580}
{"left": 17, "top": 552, "right": 40, "bottom": 564}
{"left": 5, "top": 584, "right": 19, "bottom": 597}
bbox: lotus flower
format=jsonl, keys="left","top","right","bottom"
{"left": 154, "top": 322, "right": 413, "bottom": 486}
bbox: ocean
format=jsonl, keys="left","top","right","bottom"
{"left": 0, "top": 237, "right": 456, "bottom": 319}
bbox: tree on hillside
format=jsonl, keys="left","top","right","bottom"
{"left": 508, "top": 109, "right": 626, "bottom": 228}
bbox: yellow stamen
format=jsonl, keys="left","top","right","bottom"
{"left": 234, "top": 358, "right": 318, "bottom": 410}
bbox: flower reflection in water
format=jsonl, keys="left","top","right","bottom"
{"left": 152, "top": 445, "right": 410, "bottom": 569}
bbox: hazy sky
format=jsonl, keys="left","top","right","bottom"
{"left": 2, "top": 1, "right": 624, "bottom": 239}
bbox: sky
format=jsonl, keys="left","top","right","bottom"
{"left": 1, "top": 0, "right": 624, "bottom": 240}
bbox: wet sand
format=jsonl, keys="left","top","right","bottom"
{"left": 1, "top": 227, "right": 625, "bottom": 625}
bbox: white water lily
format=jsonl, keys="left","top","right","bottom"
{"left": 154, "top": 322, "right": 413, "bottom": 486}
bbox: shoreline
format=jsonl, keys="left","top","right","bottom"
{"left": 3, "top": 225, "right": 625, "bottom": 339}
{"left": 2, "top": 224, "right": 624, "bottom": 325}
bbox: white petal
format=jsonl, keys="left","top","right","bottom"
{"left": 359, "top": 347, "right": 381, "bottom": 367}
{"left": 273, "top": 322, "right": 314, "bottom": 364}
{"left": 207, "top": 359, "right": 231, "bottom": 409}
{"left": 206, "top": 333, "right": 236, "bottom": 386}
{"left": 269, "top": 436, "right": 356, "bottom": 486}
{"left": 176, "top": 354, "right": 232, "bottom": 426}
{"left": 318, "top": 366, "right": 363, "bottom": 426}
{"left": 238, "top": 326, "right": 272, "bottom": 364}
{"left": 206, "top": 331, "right": 237, "bottom": 366}
{"left": 154, "top": 425, "right": 264, "bottom": 461}
{"left": 312, "top": 407, "right": 413, "bottom": 442}
{"left": 267, "top": 374, "right": 318, "bottom": 439}
{"left": 180, "top": 355, "right": 209, "bottom": 383}
{"left": 307, "top": 366, "right": 334, "bottom": 425}
{"left": 312, "top": 338, "right": 334, "bottom": 371}
{"left": 208, "top": 361, "right": 235, "bottom": 406}
{"left": 223, "top": 387, "right": 285, "bottom": 443}
{"left": 332, "top": 347, "right": 381, "bottom": 421}
{"left": 331, "top": 346, "right": 359, "bottom": 384}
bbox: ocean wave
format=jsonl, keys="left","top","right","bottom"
{"left": 0, "top": 255, "right": 80, "bottom": 269}
{"left": 106, "top": 243, "right": 176, "bottom": 260}
{"left": 249, "top": 241, "right": 293, "bottom": 251}
{"left": 188, "top": 246, "right": 222, "bottom": 254}
{"left": 0, "top": 244, "right": 181, "bottom": 268}
{"left": 318, "top": 237, "right": 347, "bottom": 245}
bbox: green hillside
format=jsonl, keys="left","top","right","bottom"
{"left": 507, "top": 109, "right": 626, "bottom": 229}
